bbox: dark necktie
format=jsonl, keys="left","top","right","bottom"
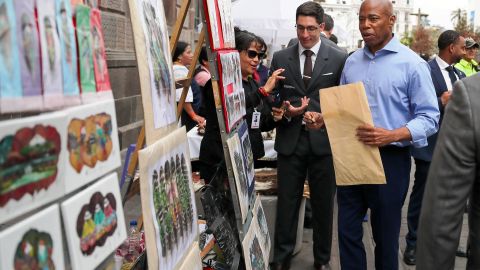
{"left": 445, "top": 66, "right": 458, "bottom": 86}
{"left": 303, "top": 49, "right": 313, "bottom": 87}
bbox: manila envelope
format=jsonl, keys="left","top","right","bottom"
{"left": 320, "top": 82, "right": 386, "bottom": 185}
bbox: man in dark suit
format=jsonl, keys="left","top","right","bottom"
{"left": 404, "top": 30, "right": 466, "bottom": 265}
{"left": 269, "top": 2, "right": 348, "bottom": 269}
{"left": 417, "top": 75, "right": 480, "bottom": 270}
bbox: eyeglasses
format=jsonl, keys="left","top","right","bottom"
{"left": 295, "top": 24, "right": 320, "bottom": 33}
{"left": 246, "top": 50, "right": 266, "bottom": 60}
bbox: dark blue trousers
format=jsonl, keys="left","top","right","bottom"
{"left": 405, "top": 158, "right": 430, "bottom": 248}
{"left": 338, "top": 146, "right": 411, "bottom": 270}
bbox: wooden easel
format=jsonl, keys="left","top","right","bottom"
{"left": 122, "top": 0, "right": 206, "bottom": 230}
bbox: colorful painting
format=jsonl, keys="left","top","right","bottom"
{"left": 38, "top": 0, "right": 64, "bottom": 109}
{"left": 202, "top": 0, "right": 222, "bottom": 50}
{"left": 226, "top": 130, "right": 249, "bottom": 223}
{"left": 76, "top": 5, "right": 96, "bottom": 97}
{"left": 71, "top": 0, "right": 84, "bottom": 7}
{"left": 0, "top": 0, "right": 23, "bottom": 113}
{"left": 253, "top": 196, "right": 271, "bottom": 258}
{"left": 90, "top": 8, "right": 111, "bottom": 92}
{"left": 129, "top": 0, "right": 176, "bottom": 140}
{"left": 11, "top": 0, "right": 42, "bottom": 112}
{"left": 61, "top": 172, "right": 127, "bottom": 270}
{"left": 217, "top": 50, "right": 246, "bottom": 133}
{"left": 138, "top": 127, "right": 200, "bottom": 270}
{"left": 242, "top": 222, "right": 268, "bottom": 270}
{"left": 0, "top": 112, "right": 67, "bottom": 224}
{"left": 238, "top": 121, "right": 255, "bottom": 199}
{"left": 56, "top": 0, "right": 81, "bottom": 105}
{"left": 63, "top": 99, "right": 121, "bottom": 194}
{"left": 0, "top": 205, "right": 65, "bottom": 270}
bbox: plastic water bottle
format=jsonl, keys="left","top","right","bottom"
{"left": 126, "top": 220, "right": 140, "bottom": 262}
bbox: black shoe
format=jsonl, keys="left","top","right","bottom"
{"left": 456, "top": 249, "right": 468, "bottom": 258}
{"left": 270, "top": 259, "right": 291, "bottom": 270}
{"left": 403, "top": 246, "right": 416, "bottom": 265}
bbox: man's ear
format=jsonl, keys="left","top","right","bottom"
{"left": 389, "top": 14, "right": 396, "bottom": 27}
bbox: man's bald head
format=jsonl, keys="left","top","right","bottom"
{"left": 358, "top": 0, "right": 396, "bottom": 53}
{"left": 360, "top": 0, "right": 393, "bottom": 17}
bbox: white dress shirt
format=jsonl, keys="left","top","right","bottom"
{"left": 298, "top": 40, "right": 321, "bottom": 75}
{"left": 435, "top": 56, "right": 459, "bottom": 91}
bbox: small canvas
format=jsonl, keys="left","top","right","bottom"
{"left": 0, "top": 205, "right": 65, "bottom": 270}
{"left": 75, "top": 4, "right": 97, "bottom": 101}
{"left": 242, "top": 222, "right": 268, "bottom": 270}
{"left": 38, "top": 0, "right": 64, "bottom": 109}
{"left": 61, "top": 172, "right": 127, "bottom": 270}
{"left": 253, "top": 196, "right": 271, "bottom": 257}
{"left": 238, "top": 121, "right": 255, "bottom": 199}
{"left": 0, "top": 112, "right": 67, "bottom": 224}
{"left": 202, "top": 0, "right": 222, "bottom": 50}
{"left": 138, "top": 127, "right": 200, "bottom": 270}
{"left": 90, "top": 8, "right": 112, "bottom": 93}
{"left": 129, "top": 0, "right": 177, "bottom": 145}
{"left": 217, "top": 50, "right": 246, "bottom": 133}
{"left": 11, "top": 0, "right": 42, "bottom": 112}
{"left": 0, "top": 0, "right": 23, "bottom": 113}
{"left": 63, "top": 99, "right": 121, "bottom": 194}
{"left": 56, "top": 0, "right": 81, "bottom": 106}
{"left": 226, "top": 131, "right": 249, "bottom": 223}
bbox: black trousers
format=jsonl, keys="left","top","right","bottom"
{"left": 273, "top": 130, "right": 336, "bottom": 265}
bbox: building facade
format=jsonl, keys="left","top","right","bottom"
{"left": 468, "top": 0, "right": 480, "bottom": 31}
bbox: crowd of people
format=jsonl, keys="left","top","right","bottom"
{"left": 173, "top": 0, "right": 480, "bottom": 269}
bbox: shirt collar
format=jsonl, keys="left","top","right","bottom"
{"left": 435, "top": 56, "right": 450, "bottom": 70}
{"left": 363, "top": 34, "right": 401, "bottom": 58}
{"left": 298, "top": 39, "right": 321, "bottom": 57}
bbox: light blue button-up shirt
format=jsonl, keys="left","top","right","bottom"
{"left": 340, "top": 36, "right": 439, "bottom": 148}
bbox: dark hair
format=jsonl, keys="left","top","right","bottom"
{"left": 438, "top": 30, "right": 461, "bottom": 51}
{"left": 323, "top": 13, "right": 334, "bottom": 31}
{"left": 199, "top": 46, "right": 208, "bottom": 65}
{"left": 296, "top": 1, "right": 324, "bottom": 25}
{"left": 172, "top": 41, "right": 189, "bottom": 61}
{"left": 256, "top": 35, "right": 267, "bottom": 53}
{"left": 234, "top": 26, "right": 259, "bottom": 52}
{"left": 329, "top": 34, "right": 338, "bottom": 44}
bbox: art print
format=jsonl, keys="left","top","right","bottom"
{"left": 226, "top": 132, "right": 249, "bottom": 223}
{"left": 138, "top": 127, "right": 200, "bottom": 270}
{"left": 0, "top": 205, "right": 65, "bottom": 270}
{"left": 242, "top": 222, "right": 268, "bottom": 270}
{"left": 64, "top": 99, "right": 121, "bottom": 194}
{"left": 0, "top": 112, "right": 67, "bottom": 224}
{"left": 203, "top": 0, "right": 222, "bottom": 50}
{"left": 38, "top": 0, "right": 64, "bottom": 109}
{"left": 56, "top": 0, "right": 81, "bottom": 105}
{"left": 253, "top": 196, "right": 271, "bottom": 257}
{"left": 0, "top": 0, "right": 23, "bottom": 113}
{"left": 76, "top": 5, "right": 96, "bottom": 97}
{"left": 130, "top": 0, "right": 176, "bottom": 138}
{"left": 216, "top": 0, "right": 235, "bottom": 48}
{"left": 90, "top": 8, "right": 112, "bottom": 92}
{"left": 61, "top": 173, "right": 127, "bottom": 270}
{"left": 217, "top": 51, "right": 246, "bottom": 133}
{"left": 238, "top": 121, "right": 255, "bottom": 199}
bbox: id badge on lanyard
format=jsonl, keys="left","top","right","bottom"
{"left": 251, "top": 108, "right": 261, "bottom": 129}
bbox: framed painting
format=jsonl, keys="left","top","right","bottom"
{"left": 128, "top": 0, "right": 177, "bottom": 145}
{"left": 61, "top": 172, "right": 127, "bottom": 270}
{"left": 242, "top": 222, "right": 268, "bottom": 270}
{"left": 75, "top": 4, "right": 97, "bottom": 102}
{"left": 138, "top": 127, "right": 200, "bottom": 270}
{"left": 90, "top": 8, "right": 112, "bottom": 97}
{"left": 0, "top": 204, "right": 65, "bottom": 270}
{"left": 202, "top": 0, "right": 222, "bottom": 50}
{"left": 226, "top": 130, "right": 249, "bottom": 223}
{"left": 253, "top": 196, "right": 271, "bottom": 258}
{"left": 0, "top": 0, "right": 23, "bottom": 113}
{"left": 217, "top": 50, "right": 246, "bottom": 133}
{"left": 238, "top": 121, "right": 255, "bottom": 200}
{"left": 0, "top": 112, "right": 67, "bottom": 224}
{"left": 38, "top": 0, "right": 64, "bottom": 110}
{"left": 63, "top": 99, "right": 121, "bottom": 194}
{"left": 56, "top": 0, "right": 81, "bottom": 106}
{"left": 216, "top": 0, "right": 235, "bottom": 48}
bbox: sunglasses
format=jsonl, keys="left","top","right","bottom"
{"left": 246, "top": 50, "right": 266, "bottom": 60}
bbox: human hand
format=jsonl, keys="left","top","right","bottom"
{"left": 263, "top": 68, "right": 286, "bottom": 93}
{"left": 271, "top": 106, "right": 285, "bottom": 122}
{"left": 356, "top": 124, "right": 397, "bottom": 147}
{"left": 440, "top": 91, "right": 452, "bottom": 106}
{"left": 194, "top": 115, "right": 206, "bottom": 128}
{"left": 284, "top": 97, "right": 310, "bottom": 118}
{"left": 303, "top": 111, "right": 324, "bottom": 130}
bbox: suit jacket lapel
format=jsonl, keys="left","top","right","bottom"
{"left": 287, "top": 44, "right": 306, "bottom": 93}
{"left": 429, "top": 60, "right": 448, "bottom": 94}
{"left": 307, "top": 38, "right": 329, "bottom": 93}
